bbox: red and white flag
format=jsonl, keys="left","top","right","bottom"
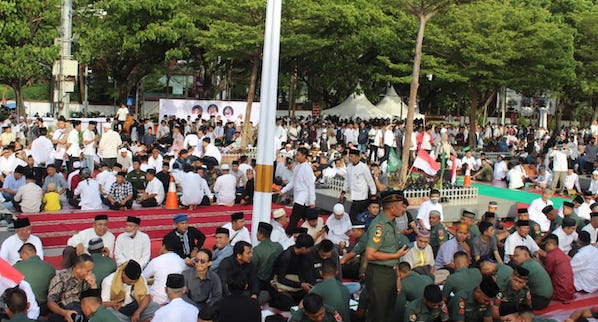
{"left": 413, "top": 149, "right": 440, "bottom": 175}
{"left": 0, "top": 258, "right": 24, "bottom": 289}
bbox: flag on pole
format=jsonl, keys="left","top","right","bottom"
{"left": 0, "top": 258, "right": 24, "bottom": 290}
{"left": 387, "top": 148, "right": 402, "bottom": 173}
{"left": 450, "top": 157, "right": 457, "bottom": 184}
{"left": 413, "top": 149, "right": 440, "bottom": 175}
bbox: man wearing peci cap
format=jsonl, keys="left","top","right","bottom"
{"left": 503, "top": 220, "right": 541, "bottom": 264}
{"left": 80, "top": 288, "right": 119, "bottom": 322}
{"left": 1, "top": 164, "right": 26, "bottom": 203}
{"left": 104, "top": 171, "right": 134, "bottom": 210}
{"left": 492, "top": 266, "right": 532, "bottom": 319}
{"left": 552, "top": 217, "right": 578, "bottom": 254}
{"left": 460, "top": 210, "right": 481, "bottom": 239}
{"left": 509, "top": 208, "right": 542, "bottom": 243}
{"left": 210, "top": 227, "right": 233, "bottom": 272}
{"left": 13, "top": 170, "right": 43, "bottom": 213}
{"left": 163, "top": 214, "right": 206, "bottom": 263}
{"left": 87, "top": 238, "right": 116, "bottom": 286}
{"left": 364, "top": 190, "right": 410, "bottom": 322}
{"left": 512, "top": 246, "right": 553, "bottom": 310}
{"left": 340, "top": 149, "right": 377, "bottom": 223}
{"left": 114, "top": 216, "right": 151, "bottom": 268}
{"left": 253, "top": 222, "right": 283, "bottom": 296}
{"left": 448, "top": 276, "right": 499, "bottom": 322}
{"left": 301, "top": 208, "right": 325, "bottom": 245}
{"left": 270, "top": 208, "right": 295, "bottom": 250}
{"left": 101, "top": 260, "right": 159, "bottom": 322}
{"left": 0, "top": 217, "right": 44, "bottom": 265}
{"left": 63, "top": 215, "right": 115, "bottom": 268}
{"left": 581, "top": 211, "right": 598, "bottom": 245}
{"left": 152, "top": 274, "right": 198, "bottom": 322}
{"left": 222, "top": 212, "right": 251, "bottom": 246}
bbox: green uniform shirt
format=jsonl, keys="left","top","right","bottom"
{"left": 404, "top": 297, "right": 449, "bottom": 322}
{"left": 290, "top": 304, "right": 343, "bottom": 322}
{"left": 90, "top": 253, "right": 117, "bottom": 286}
{"left": 429, "top": 223, "right": 448, "bottom": 250}
{"left": 495, "top": 279, "right": 531, "bottom": 306}
{"left": 548, "top": 216, "right": 562, "bottom": 233}
{"left": 351, "top": 233, "right": 368, "bottom": 256}
{"left": 7, "top": 313, "right": 36, "bottom": 322}
{"left": 448, "top": 289, "right": 492, "bottom": 322}
{"left": 252, "top": 239, "right": 283, "bottom": 281}
{"left": 366, "top": 211, "right": 408, "bottom": 267}
{"left": 310, "top": 278, "right": 351, "bottom": 322}
{"left": 402, "top": 272, "right": 434, "bottom": 302}
{"left": 495, "top": 264, "right": 514, "bottom": 291}
{"left": 521, "top": 258, "right": 553, "bottom": 298}
{"left": 126, "top": 170, "right": 147, "bottom": 191}
{"left": 89, "top": 306, "right": 120, "bottom": 322}
{"left": 13, "top": 255, "right": 55, "bottom": 303}
{"left": 442, "top": 267, "right": 482, "bottom": 299}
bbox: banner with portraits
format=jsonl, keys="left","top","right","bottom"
{"left": 159, "top": 99, "right": 261, "bottom": 124}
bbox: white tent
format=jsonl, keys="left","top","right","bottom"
{"left": 321, "top": 93, "right": 389, "bottom": 119}
{"left": 376, "top": 86, "right": 425, "bottom": 120}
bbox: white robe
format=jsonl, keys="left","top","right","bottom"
{"left": 571, "top": 245, "right": 598, "bottom": 292}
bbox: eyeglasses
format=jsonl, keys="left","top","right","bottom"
{"left": 193, "top": 258, "right": 208, "bottom": 264}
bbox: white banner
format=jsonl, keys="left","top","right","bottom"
{"left": 159, "top": 99, "right": 261, "bottom": 125}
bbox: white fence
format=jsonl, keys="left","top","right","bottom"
{"left": 221, "top": 146, "right": 257, "bottom": 160}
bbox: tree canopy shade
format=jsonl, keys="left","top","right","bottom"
{"left": 0, "top": 0, "right": 59, "bottom": 116}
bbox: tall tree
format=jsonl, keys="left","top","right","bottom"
{"left": 0, "top": 0, "right": 59, "bottom": 116}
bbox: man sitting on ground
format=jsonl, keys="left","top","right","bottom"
{"left": 63, "top": 215, "right": 115, "bottom": 268}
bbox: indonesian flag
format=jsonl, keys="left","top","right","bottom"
{"left": 0, "top": 258, "right": 24, "bottom": 289}
{"left": 413, "top": 149, "right": 440, "bottom": 175}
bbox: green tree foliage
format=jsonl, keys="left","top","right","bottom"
{"left": 0, "top": 0, "right": 59, "bottom": 116}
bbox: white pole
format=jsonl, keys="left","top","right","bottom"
{"left": 58, "top": 0, "right": 73, "bottom": 118}
{"left": 251, "top": 0, "right": 282, "bottom": 245}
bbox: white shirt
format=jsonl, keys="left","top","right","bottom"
{"left": 152, "top": 297, "right": 198, "bottom": 322}
{"left": 117, "top": 107, "right": 129, "bottom": 121}
{"left": 571, "top": 245, "right": 598, "bottom": 293}
{"left": 325, "top": 213, "right": 351, "bottom": 246}
{"left": 31, "top": 136, "right": 54, "bottom": 167}
{"left": 74, "top": 178, "right": 103, "bottom": 211}
{"left": 575, "top": 203, "right": 592, "bottom": 221}
{"left": 114, "top": 230, "right": 151, "bottom": 268}
{"left": 222, "top": 223, "right": 251, "bottom": 246}
{"left": 507, "top": 168, "right": 525, "bottom": 189}
{"left": 101, "top": 273, "right": 146, "bottom": 306}
{"left": 582, "top": 223, "right": 598, "bottom": 245}
{"left": 528, "top": 198, "right": 553, "bottom": 232}
{"left": 342, "top": 161, "right": 376, "bottom": 201}
{"left": 0, "top": 280, "right": 39, "bottom": 320}
{"left": 67, "top": 227, "right": 115, "bottom": 257}
{"left": 203, "top": 144, "right": 222, "bottom": 163}
{"left": 214, "top": 173, "right": 237, "bottom": 206}
{"left": 553, "top": 227, "right": 578, "bottom": 254}
{"left": 98, "top": 130, "right": 122, "bottom": 159}
{"left": 178, "top": 172, "right": 212, "bottom": 206}
{"left": 145, "top": 177, "right": 165, "bottom": 204}
{"left": 280, "top": 161, "right": 316, "bottom": 206}
{"left": 493, "top": 161, "right": 508, "bottom": 181}
{"left": 0, "top": 234, "right": 44, "bottom": 265}
{"left": 82, "top": 129, "right": 96, "bottom": 155}
{"left": 503, "top": 232, "right": 540, "bottom": 263}
{"left": 461, "top": 156, "right": 477, "bottom": 170}
{"left": 0, "top": 154, "right": 17, "bottom": 175}
{"left": 142, "top": 252, "right": 187, "bottom": 305}
{"left": 52, "top": 128, "right": 67, "bottom": 160}
{"left": 96, "top": 170, "right": 116, "bottom": 195}
{"left": 416, "top": 200, "right": 443, "bottom": 230}
{"left": 270, "top": 220, "right": 294, "bottom": 250}
{"left": 66, "top": 129, "right": 81, "bottom": 157}
{"left": 547, "top": 148, "right": 570, "bottom": 172}
{"left": 564, "top": 173, "right": 581, "bottom": 191}
{"left": 148, "top": 155, "right": 163, "bottom": 171}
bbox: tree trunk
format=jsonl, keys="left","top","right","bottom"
{"left": 78, "top": 64, "right": 85, "bottom": 104}
{"left": 117, "top": 81, "right": 130, "bottom": 106}
{"left": 399, "top": 13, "right": 428, "bottom": 185}
{"left": 468, "top": 88, "right": 479, "bottom": 148}
{"left": 241, "top": 51, "right": 261, "bottom": 148}
{"left": 289, "top": 66, "right": 297, "bottom": 118}
{"left": 14, "top": 83, "right": 25, "bottom": 117}
{"left": 555, "top": 98, "right": 563, "bottom": 130}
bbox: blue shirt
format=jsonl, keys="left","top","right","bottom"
{"left": 435, "top": 238, "right": 466, "bottom": 270}
{"left": 210, "top": 244, "right": 233, "bottom": 272}
{"left": 3, "top": 174, "right": 25, "bottom": 193}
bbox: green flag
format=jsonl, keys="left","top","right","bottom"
{"left": 387, "top": 148, "right": 402, "bottom": 173}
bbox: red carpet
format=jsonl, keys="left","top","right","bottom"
{"left": 23, "top": 205, "right": 285, "bottom": 249}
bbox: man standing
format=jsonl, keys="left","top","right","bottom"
{"left": 151, "top": 274, "right": 198, "bottom": 322}
{"left": 547, "top": 143, "right": 570, "bottom": 194}
{"left": 98, "top": 123, "right": 122, "bottom": 168}
{"left": 163, "top": 214, "right": 206, "bottom": 264}
{"left": 82, "top": 121, "right": 97, "bottom": 171}
{"left": 31, "top": 127, "right": 53, "bottom": 186}
{"left": 365, "top": 191, "right": 410, "bottom": 322}
{"left": 114, "top": 216, "right": 151, "bottom": 268}
{"left": 280, "top": 147, "right": 316, "bottom": 235}
{"left": 66, "top": 120, "right": 82, "bottom": 173}
{"left": 0, "top": 218, "right": 43, "bottom": 265}
{"left": 63, "top": 215, "right": 115, "bottom": 268}
{"left": 340, "top": 149, "right": 376, "bottom": 223}
{"left": 221, "top": 212, "right": 251, "bottom": 246}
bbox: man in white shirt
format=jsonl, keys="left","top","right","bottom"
{"left": 340, "top": 149, "right": 377, "bottom": 223}
{"left": 31, "top": 127, "right": 53, "bottom": 185}
{"left": 114, "top": 216, "right": 151, "bottom": 268}
{"left": 416, "top": 189, "right": 443, "bottom": 230}
{"left": 493, "top": 158, "right": 508, "bottom": 181}
{"left": 325, "top": 203, "right": 352, "bottom": 247}
{"left": 582, "top": 212, "right": 598, "bottom": 246}
{"left": 73, "top": 167, "right": 103, "bottom": 211}
{"left": 13, "top": 172, "right": 43, "bottom": 213}
{"left": 201, "top": 137, "right": 222, "bottom": 168}
{"left": 553, "top": 217, "right": 578, "bottom": 254}
{"left": 151, "top": 273, "right": 198, "bottom": 322}
{"left": 573, "top": 194, "right": 591, "bottom": 221}
{"left": 177, "top": 165, "right": 212, "bottom": 210}
{"left": 221, "top": 212, "right": 251, "bottom": 246}
{"left": 66, "top": 120, "right": 82, "bottom": 173}
{"left": 137, "top": 169, "right": 164, "bottom": 207}
{"left": 214, "top": 164, "right": 236, "bottom": 206}
{"left": 528, "top": 188, "right": 554, "bottom": 232}
{"left": 547, "top": 144, "right": 571, "bottom": 194}
{"left": 461, "top": 148, "right": 477, "bottom": 171}
{"left": 0, "top": 217, "right": 43, "bottom": 265}
{"left": 270, "top": 208, "right": 295, "bottom": 249}
{"left": 279, "top": 147, "right": 316, "bottom": 235}
{"left": 570, "top": 231, "right": 598, "bottom": 293}
{"left": 564, "top": 168, "right": 581, "bottom": 194}
{"left": 142, "top": 235, "right": 187, "bottom": 305}
{"left": 147, "top": 147, "right": 163, "bottom": 170}
{"left": 63, "top": 215, "right": 115, "bottom": 268}
{"left": 82, "top": 121, "right": 97, "bottom": 171}
{"left": 96, "top": 162, "right": 117, "bottom": 199}
{"left": 116, "top": 104, "right": 129, "bottom": 126}
{"left": 503, "top": 220, "right": 541, "bottom": 264}
{"left": 98, "top": 122, "right": 122, "bottom": 168}
{"left": 51, "top": 116, "right": 68, "bottom": 172}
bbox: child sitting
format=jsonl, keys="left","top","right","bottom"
{"left": 43, "top": 182, "right": 61, "bottom": 211}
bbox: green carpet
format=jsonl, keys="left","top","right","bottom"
{"left": 473, "top": 184, "right": 569, "bottom": 208}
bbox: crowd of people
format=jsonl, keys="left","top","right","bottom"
{"left": 1, "top": 109, "right": 598, "bottom": 322}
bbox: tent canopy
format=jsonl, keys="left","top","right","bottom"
{"left": 321, "top": 93, "right": 388, "bottom": 119}
{"left": 376, "top": 86, "right": 425, "bottom": 119}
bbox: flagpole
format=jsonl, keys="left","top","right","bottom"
{"left": 251, "top": 0, "right": 282, "bottom": 245}
{"left": 400, "top": 165, "right": 415, "bottom": 190}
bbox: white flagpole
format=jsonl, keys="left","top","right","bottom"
{"left": 252, "top": 0, "right": 282, "bottom": 245}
